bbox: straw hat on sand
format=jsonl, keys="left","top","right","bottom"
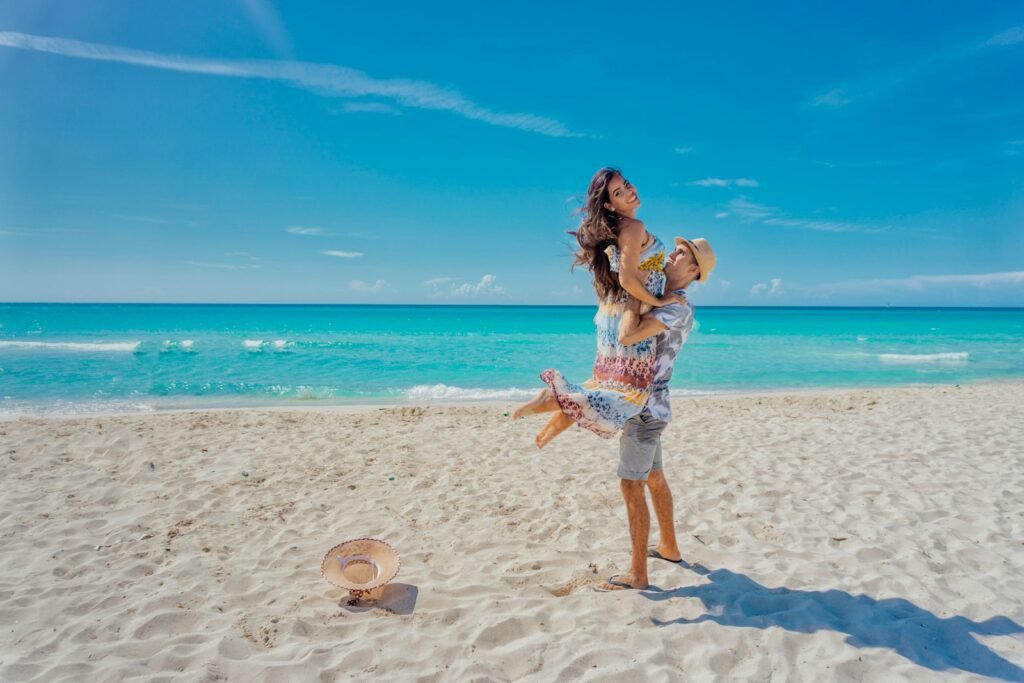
{"left": 321, "top": 538, "right": 401, "bottom": 602}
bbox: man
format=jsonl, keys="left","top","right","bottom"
{"left": 595, "top": 236, "right": 716, "bottom": 592}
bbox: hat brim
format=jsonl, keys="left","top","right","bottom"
{"left": 321, "top": 538, "right": 400, "bottom": 590}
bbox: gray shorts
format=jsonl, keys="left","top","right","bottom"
{"left": 618, "top": 409, "right": 669, "bottom": 480}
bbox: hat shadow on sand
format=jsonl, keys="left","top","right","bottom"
{"left": 641, "top": 560, "right": 1024, "bottom": 682}
{"left": 338, "top": 583, "right": 419, "bottom": 615}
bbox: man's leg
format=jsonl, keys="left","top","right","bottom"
{"left": 646, "top": 468, "right": 681, "bottom": 562}
{"left": 618, "top": 478, "right": 650, "bottom": 588}
{"left": 597, "top": 412, "right": 661, "bottom": 591}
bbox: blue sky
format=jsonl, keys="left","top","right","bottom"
{"left": 1, "top": 1, "right": 1022, "bottom": 306}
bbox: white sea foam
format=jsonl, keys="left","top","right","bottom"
{"left": 857, "top": 336, "right": 869, "bottom": 342}
{"left": 406, "top": 384, "right": 537, "bottom": 401}
{"left": 243, "top": 340, "right": 265, "bottom": 350}
{"left": 0, "top": 340, "right": 140, "bottom": 352}
{"left": 272, "top": 340, "right": 293, "bottom": 351}
{"left": 162, "top": 339, "right": 196, "bottom": 352}
{"left": 0, "top": 399, "right": 155, "bottom": 419}
{"left": 668, "top": 388, "right": 718, "bottom": 397}
{"left": 878, "top": 352, "right": 968, "bottom": 364}
{"left": 404, "top": 384, "right": 719, "bottom": 402}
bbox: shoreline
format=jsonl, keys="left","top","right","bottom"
{"left": 4, "top": 376, "right": 1024, "bottom": 421}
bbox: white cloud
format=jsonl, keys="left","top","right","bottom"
{"left": 0, "top": 31, "right": 577, "bottom": 138}
{"left": 1011, "top": 140, "right": 1024, "bottom": 145}
{"left": 750, "top": 278, "right": 783, "bottom": 296}
{"left": 338, "top": 101, "right": 401, "bottom": 115}
{"left": 810, "top": 88, "right": 853, "bottom": 108}
{"left": 986, "top": 26, "right": 1024, "bottom": 47}
{"left": 287, "top": 226, "right": 325, "bottom": 235}
{"left": 674, "top": 146, "right": 693, "bottom": 155}
{"left": 714, "top": 211, "right": 729, "bottom": 219}
{"left": 818, "top": 271, "right": 1024, "bottom": 296}
{"left": 426, "top": 275, "right": 505, "bottom": 297}
{"left": 321, "top": 250, "right": 363, "bottom": 258}
{"left": 728, "top": 197, "right": 777, "bottom": 221}
{"left": 452, "top": 274, "right": 505, "bottom": 297}
{"left": 348, "top": 279, "right": 389, "bottom": 292}
{"left": 692, "top": 178, "right": 760, "bottom": 188}
{"left": 727, "top": 197, "right": 879, "bottom": 233}
{"left": 763, "top": 217, "right": 864, "bottom": 233}
{"left": 809, "top": 27, "right": 1021, "bottom": 112}
{"left": 241, "top": 0, "right": 293, "bottom": 58}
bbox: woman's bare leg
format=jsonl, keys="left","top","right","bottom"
{"left": 535, "top": 411, "right": 574, "bottom": 449}
{"left": 512, "top": 389, "right": 561, "bottom": 419}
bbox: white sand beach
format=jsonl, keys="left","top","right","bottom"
{"left": 2, "top": 382, "right": 1023, "bottom": 682}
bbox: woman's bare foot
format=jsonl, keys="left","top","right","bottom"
{"left": 535, "top": 411, "right": 574, "bottom": 449}
{"left": 512, "top": 389, "right": 557, "bottom": 419}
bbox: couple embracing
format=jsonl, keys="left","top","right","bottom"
{"left": 514, "top": 167, "right": 716, "bottom": 592}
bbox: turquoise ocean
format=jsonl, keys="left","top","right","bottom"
{"left": 1, "top": 303, "right": 1022, "bottom": 417}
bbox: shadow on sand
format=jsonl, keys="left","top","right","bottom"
{"left": 338, "top": 583, "right": 418, "bottom": 615}
{"left": 643, "top": 561, "right": 1024, "bottom": 682}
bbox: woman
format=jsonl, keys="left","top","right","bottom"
{"left": 514, "top": 167, "right": 683, "bottom": 448}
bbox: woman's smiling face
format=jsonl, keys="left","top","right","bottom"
{"left": 604, "top": 174, "right": 640, "bottom": 214}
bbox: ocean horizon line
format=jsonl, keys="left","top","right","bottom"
{"left": 3, "top": 301, "right": 1024, "bottom": 311}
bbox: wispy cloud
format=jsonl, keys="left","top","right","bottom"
{"left": 728, "top": 197, "right": 777, "bottom": 221}
{"left": 0, "top": 31, "right": 578, "bottom": 138}
{"left": 424, "top": 277, "right": 458, "bottom": 288}
{"left": 674, "top": 146, "right": 693, "bottom": 155}
{"left": 810, "top": 88, "right": 852, "bottom": 108}
{"left": 726, "top": 197, "right": 878, "bottom": 233}
{"left": 817, "top": 271, "right": 1024, "bottom": 296}
{"left": 985, "top": 26, "right": 1024, "bottom": 47}
{"left": 750, "top": 278, "right": 783, "bottom": 296}
{"left": 692, "top": 178, "right": 759, "bottom": 188}
{"left": 348, "top": 279, "right": 389, "bottom": 292}
{"left": 241, "top": 0, "right": 293, "bottom": 58}
{"left": 287, "top": 226, "right": 325, "bottom": 235}
{"left": 808, "top": 26, "right": 1023, "bottom": 109}
{"left": 321, "top": 250, "right": 363, "bottom": 258}
{"left": 763, "top": 217, "right": 866, "bottom": 233}
{"left": 336, "top": 101, "right": 402, "bottom": 115}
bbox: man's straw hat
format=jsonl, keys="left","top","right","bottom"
{"left": 321, "top": 538, "right": 400, "bottom": 601}
{"left": 673, "top": 237, "right": 716, "bottom": 282}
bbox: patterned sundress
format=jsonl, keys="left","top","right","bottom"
{"left": 540, "top": 233, "right": 667, "bottom": 438}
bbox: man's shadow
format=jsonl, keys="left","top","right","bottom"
{"left": 644, "top": 561, "right": 1024, "bottom": 682}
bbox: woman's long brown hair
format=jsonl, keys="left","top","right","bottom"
{"left": 569, "top": 167, "right": 626, "bottom": 302}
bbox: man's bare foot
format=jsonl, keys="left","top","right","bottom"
{"left": 594, "top": 572, "right": 648, "bottom": 592}
{"left": 535, "top": 411, "right": 573, "bottom": 449}
{"left": 512, "top": 389, "right": 553, "bottom": 419}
